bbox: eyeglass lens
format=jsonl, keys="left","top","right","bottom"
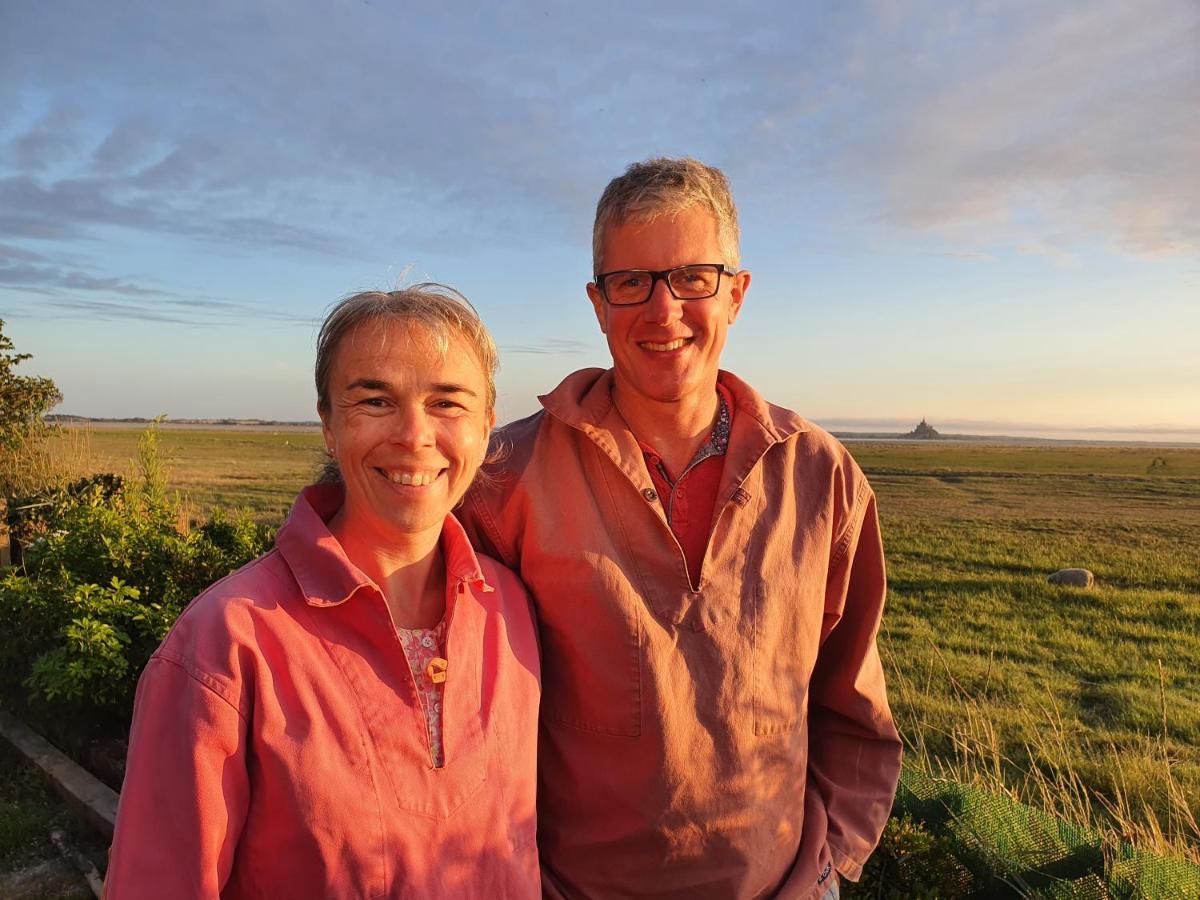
{"left": 603, "top": 265, "right": 723, "bottom": 305}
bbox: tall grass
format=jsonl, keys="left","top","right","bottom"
{"left": 2, "top": 425, "right": 94, "bottom": 500}
{"left": 886, "top": 630, "right": 1200, "bottom": 868}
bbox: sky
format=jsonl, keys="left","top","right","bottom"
{"left": 1, "top": 0, "right": 1197, "bottom": 439}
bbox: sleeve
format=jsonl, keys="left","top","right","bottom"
{"left": 103, "top": 655, "right": 250, "bottom": 899}
{"left": 806, "top": 483, "right": 903, "bottom": 882}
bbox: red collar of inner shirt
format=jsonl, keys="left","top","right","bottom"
{"left": 637, "top": 381, "right": 733, "bottom": 483}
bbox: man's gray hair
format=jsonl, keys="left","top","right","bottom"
{"left": 591, "top": 157, "right": 741, "bottom": 276}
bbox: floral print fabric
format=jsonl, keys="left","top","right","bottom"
{"left": 397, "top": 617, "right": 449, "bottom": 768}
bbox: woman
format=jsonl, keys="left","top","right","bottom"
{"left": 105, "top": 286, "right": 540, "bottom": 899}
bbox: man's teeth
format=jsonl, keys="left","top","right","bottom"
{"left": 642, "top": 338, "right": 688, "bottom": 352}
{"left": 387, "top": 471, "right": 439, "bottom": 486}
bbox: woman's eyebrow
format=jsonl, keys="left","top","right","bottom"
{"left": 344, "top": 378, "right": 477, "bottom": 398}
{"left": 431, "top": 382, "right": 478, "bottom": 397}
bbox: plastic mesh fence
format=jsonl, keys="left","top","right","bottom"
{"left": 894, "top": 767, "right": 1200, "bottom": 899}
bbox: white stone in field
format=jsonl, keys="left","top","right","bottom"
{"left": 1048, "top": 568, "right": 1095, "bottom": 588}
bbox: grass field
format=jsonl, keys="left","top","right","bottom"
{"left": 47, "top": 425, "right": 325, "bottom": 522}
{"left": 41, "top": 425, "right": 1200, "bottom": 860}
{"left": 853, "top": 442, "right": 1200, "bottom": 860}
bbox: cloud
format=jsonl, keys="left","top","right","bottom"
{"left": 0, "top": 171, "right": 357, "bottom": 258}
{"left": 852, "top": 0, "right": 1199, "bottom": 256}
{"left": 0, "top": 242, "right": 48, "bottom": 262}
{"left": 0, "top": 0, "right": 1194, "bottom": 297}
{"left": 0, "top": 259, "right": 313, "bottom": 325}
{"left": 500, "top": 338, "right": 590, "bottom": 355}
{"left": 7, "top": 103, "right": 88, "bottom": 172}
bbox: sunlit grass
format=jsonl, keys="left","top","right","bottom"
{"left": 42, "top": 427, "right": 1200, "bottom": 859}
{"left": 855, "top": 442, "right": 1200, "bottom": 862}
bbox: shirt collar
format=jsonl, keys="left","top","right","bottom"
{"left": 637, "top": 381, "right": 733, "bottom": 477}
{"left": 276, "top": 483, "right": 494, "bottom": 609}
{"left": 540, "top": 367, "right": 808, "bottom": 445}
{"left": 690, "top": 380, "right": 733, "bottom": 463}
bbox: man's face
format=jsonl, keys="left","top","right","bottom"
{"left": 587, "top": 206, "right": 750, "bottom": 415}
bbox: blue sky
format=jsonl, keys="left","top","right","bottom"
{"left": 2, "top": 0, "right": 1197, "bottom": 437}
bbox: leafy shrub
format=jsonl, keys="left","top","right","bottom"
{"left": 0, "top": 319, "right": 62, "bottom": 499}
{"left": 0, "top": 426, "right": 273, "bottom": 742}
{"left": 845, "top": 815, "right": 976, "bottom": 899}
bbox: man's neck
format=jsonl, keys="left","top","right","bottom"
{"left": 612, "top": 381, "right": 720, "bottom": 478}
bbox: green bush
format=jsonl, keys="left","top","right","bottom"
{"left": 0, "top": 427, "right": 273, "bottom": 742}
{"left": 846, "top": 815, "right": 976, "bottom": 899}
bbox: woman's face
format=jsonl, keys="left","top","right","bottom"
{"left": 319, "top": 318, "right": 494, "bottom": 545}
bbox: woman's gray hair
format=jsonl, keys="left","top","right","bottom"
{"left": 315, "top": 283, "right": 498, "bottom": 415}
{"left": 314, "top": 283, "right": 502, "bottom": 485}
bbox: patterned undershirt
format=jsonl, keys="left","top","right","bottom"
{"left": 396, "top": 617, "right": 449, "bottom": 768}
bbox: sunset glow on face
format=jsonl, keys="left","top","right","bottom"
{"left": 587, "top": 208, "right": 750, "bottom": 419}
{"left": 319, "top": 321, "right": 493, "bottom": 547}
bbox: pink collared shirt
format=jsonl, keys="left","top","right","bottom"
{"left": 105, "top": 483, "right": 541, "bottom": 899}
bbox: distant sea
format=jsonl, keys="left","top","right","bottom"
{"left": 48, "top": 414, "right": 1200, "bottom": 448}
{"left": 817, "top": 419, "right": 1200, "bottom": 449}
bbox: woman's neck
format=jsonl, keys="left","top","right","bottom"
{"left": 328, "top": 511, "right": 448, "bottom": 629}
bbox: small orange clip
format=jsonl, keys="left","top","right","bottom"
{"left": 426, "top": 657, "right": 448, "bottom": 684}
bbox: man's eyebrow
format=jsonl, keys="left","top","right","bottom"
{"left": 345, "top": 378, "right": 390, "bottom": 392}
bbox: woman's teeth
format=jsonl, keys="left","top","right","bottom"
{"left": 386, "top": 470, "right": 438, "bottom": 486}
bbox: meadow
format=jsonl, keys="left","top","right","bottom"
{"left": 38, "top": 426, "right": 1200, "bottom": 864}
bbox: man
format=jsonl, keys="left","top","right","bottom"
{"left": 462, "top": 158, "right": 901, "bottom": 899}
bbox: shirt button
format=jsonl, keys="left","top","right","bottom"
{"left": 642, "top": 488, "right": 657, "bottom": 502}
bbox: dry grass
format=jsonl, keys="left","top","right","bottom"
{"left": 35, "top": 425, "right": 1200, "bottom": 865}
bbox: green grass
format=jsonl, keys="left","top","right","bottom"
{"left": 40, "top": 426, "right": 1200, "bottom": 861}
{"left": 48, "top": 425, "right": 324, "bottom": 521}
{"left": 0, "top": 744, "right": 74, "bottom": 871}
{"left": 851, "top": 442, "right": 1200, "bottom": 860}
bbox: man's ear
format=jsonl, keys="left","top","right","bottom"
{"left": 727, "top": 269, "right": 751, "bottom": 324}
{"left": 586, "top": 282, "right": 608, "bottom": 335}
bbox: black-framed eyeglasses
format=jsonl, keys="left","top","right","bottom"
{"left": 594, "top": 263, "right": 739, "bottom": 306}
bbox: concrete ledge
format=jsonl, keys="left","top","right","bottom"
{"left": 0, "top": 709, "right": 118, "bottom": 839}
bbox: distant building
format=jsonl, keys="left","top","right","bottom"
{"left": 907, "top": 418, "right": 940, "bottom": 439}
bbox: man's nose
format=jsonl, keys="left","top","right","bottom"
{"left": 643, "top": 276, "right": 682, "bottom": 325}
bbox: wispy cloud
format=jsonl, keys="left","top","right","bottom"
{"left": 500, "top": 338, "right": 590, "bottom": 355}
{"left": 852, "top": 0, "right": 1198, "bottom": 257}
{"left": 0, "top": 259, "right": 313, "bottom": 325}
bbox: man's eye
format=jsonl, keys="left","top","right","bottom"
{"left": 618, "top": 274, "right": 647, "bottom": 289}
{"left": 360, "top": 397, "right": 388, "bottom": 408}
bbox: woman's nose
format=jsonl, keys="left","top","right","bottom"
{"left": 390, "top": 406, "right": 435, "bottom": 448}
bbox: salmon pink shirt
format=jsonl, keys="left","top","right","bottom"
{"left": 104, "top": 483, "right": 541, "bottom": 900}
